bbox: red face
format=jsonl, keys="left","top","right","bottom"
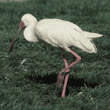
{"left": 8, "top": 21, "right": 25, "bottom": 54}
{"left": 20, "top": 21, "right": 25, "bottom": 30}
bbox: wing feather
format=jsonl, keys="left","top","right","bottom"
{"left": 35, "top": 19, "right": 98, "bottom": 52}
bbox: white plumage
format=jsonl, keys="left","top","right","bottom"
{"left": 8, "top": 13, "right": 103, "bottom": 97}
{"left": 21, "top": 13, "right": 102, "bottom": 53}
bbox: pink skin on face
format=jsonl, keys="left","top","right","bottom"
{"left": 20, "top": 21, "right": 25, "bottom": 29}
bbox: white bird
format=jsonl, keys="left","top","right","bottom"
{"left": 8, "top": 13, "right": 103, "bottom": 98}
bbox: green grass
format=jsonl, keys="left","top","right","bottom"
{"left": 0, "top": 0, "right": 110, "bottom": 109}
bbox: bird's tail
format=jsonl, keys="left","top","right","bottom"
{"left": 83, "top": 31, "right": 103, "bottom": 40}
{"left": 78, "top": 31, "right": 103, "bottom": 53}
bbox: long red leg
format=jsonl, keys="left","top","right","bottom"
{"left": 62, "top": 54, "right": 70, "bottom": 73}
{"left": 61, "top": 74, "right": 69, "bottom": 97}
{"left": 57, "top": 54, "right": 70, "bottom": 87}
{"left": 57, "top": 48, "right": 70, "bottom": 87}
{"left": 61, "top": 54, "right": 70, "bottom": 97}
{"left": 61, "top": 48, "right": 81, "bottom": 97}
{"left": 62, "top": 48, "right": 81, "bottom": 73}
{"left": 57, "top": 72, "right": 64, "bottom": 87}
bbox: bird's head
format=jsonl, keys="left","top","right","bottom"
{"left": 21, "top": 13, "right": 37, "bottom": 26}
{"left": 8, "top": 13, "right": 37, "bottom": 54}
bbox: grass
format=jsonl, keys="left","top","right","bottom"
{"left": 0, "top": 0, "right": 110, "bottom": 109}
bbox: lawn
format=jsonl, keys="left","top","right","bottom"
{"left": 0, "top": 0, "right": 110, "bottom": 109}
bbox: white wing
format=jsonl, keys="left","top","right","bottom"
{"left": 35, "top": 19, "right": 99, "bottom": 53}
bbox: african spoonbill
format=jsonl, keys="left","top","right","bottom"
{"left": 8, "top": 13, "right": 103, "bottom": 97}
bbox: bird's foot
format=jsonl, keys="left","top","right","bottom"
{"left": 57, "top": 72, "right": 64, "bottom": 88}
{"left": 57, "top": 68, "right": 70, "bottom": 88}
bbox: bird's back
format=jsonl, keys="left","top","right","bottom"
{"left": 35, "top": 19, "right": 98, "bottom": 53}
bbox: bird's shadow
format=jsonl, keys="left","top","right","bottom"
{"left": 27, "top": 73, "right": 98, "bottom": 97}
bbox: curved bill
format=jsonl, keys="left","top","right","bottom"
{"left": 8, "top": 21, "right": 25, "bottom": 54}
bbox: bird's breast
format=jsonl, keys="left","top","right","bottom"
{"left": 24, "top": 26, "right": 39, "bottom": 42}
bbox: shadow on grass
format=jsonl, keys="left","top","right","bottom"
{"left": 26, "top": 73, "right": 98, "bottom": 97}
{"left": 27, "top": 74, "right": 57, "bottom": 84}
{"left": 68, "top": 77, "right": 97, "bottom": 88}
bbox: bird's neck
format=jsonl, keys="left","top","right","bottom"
{"left": 24, "top": 25, "right": 38, "bottom": 42}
